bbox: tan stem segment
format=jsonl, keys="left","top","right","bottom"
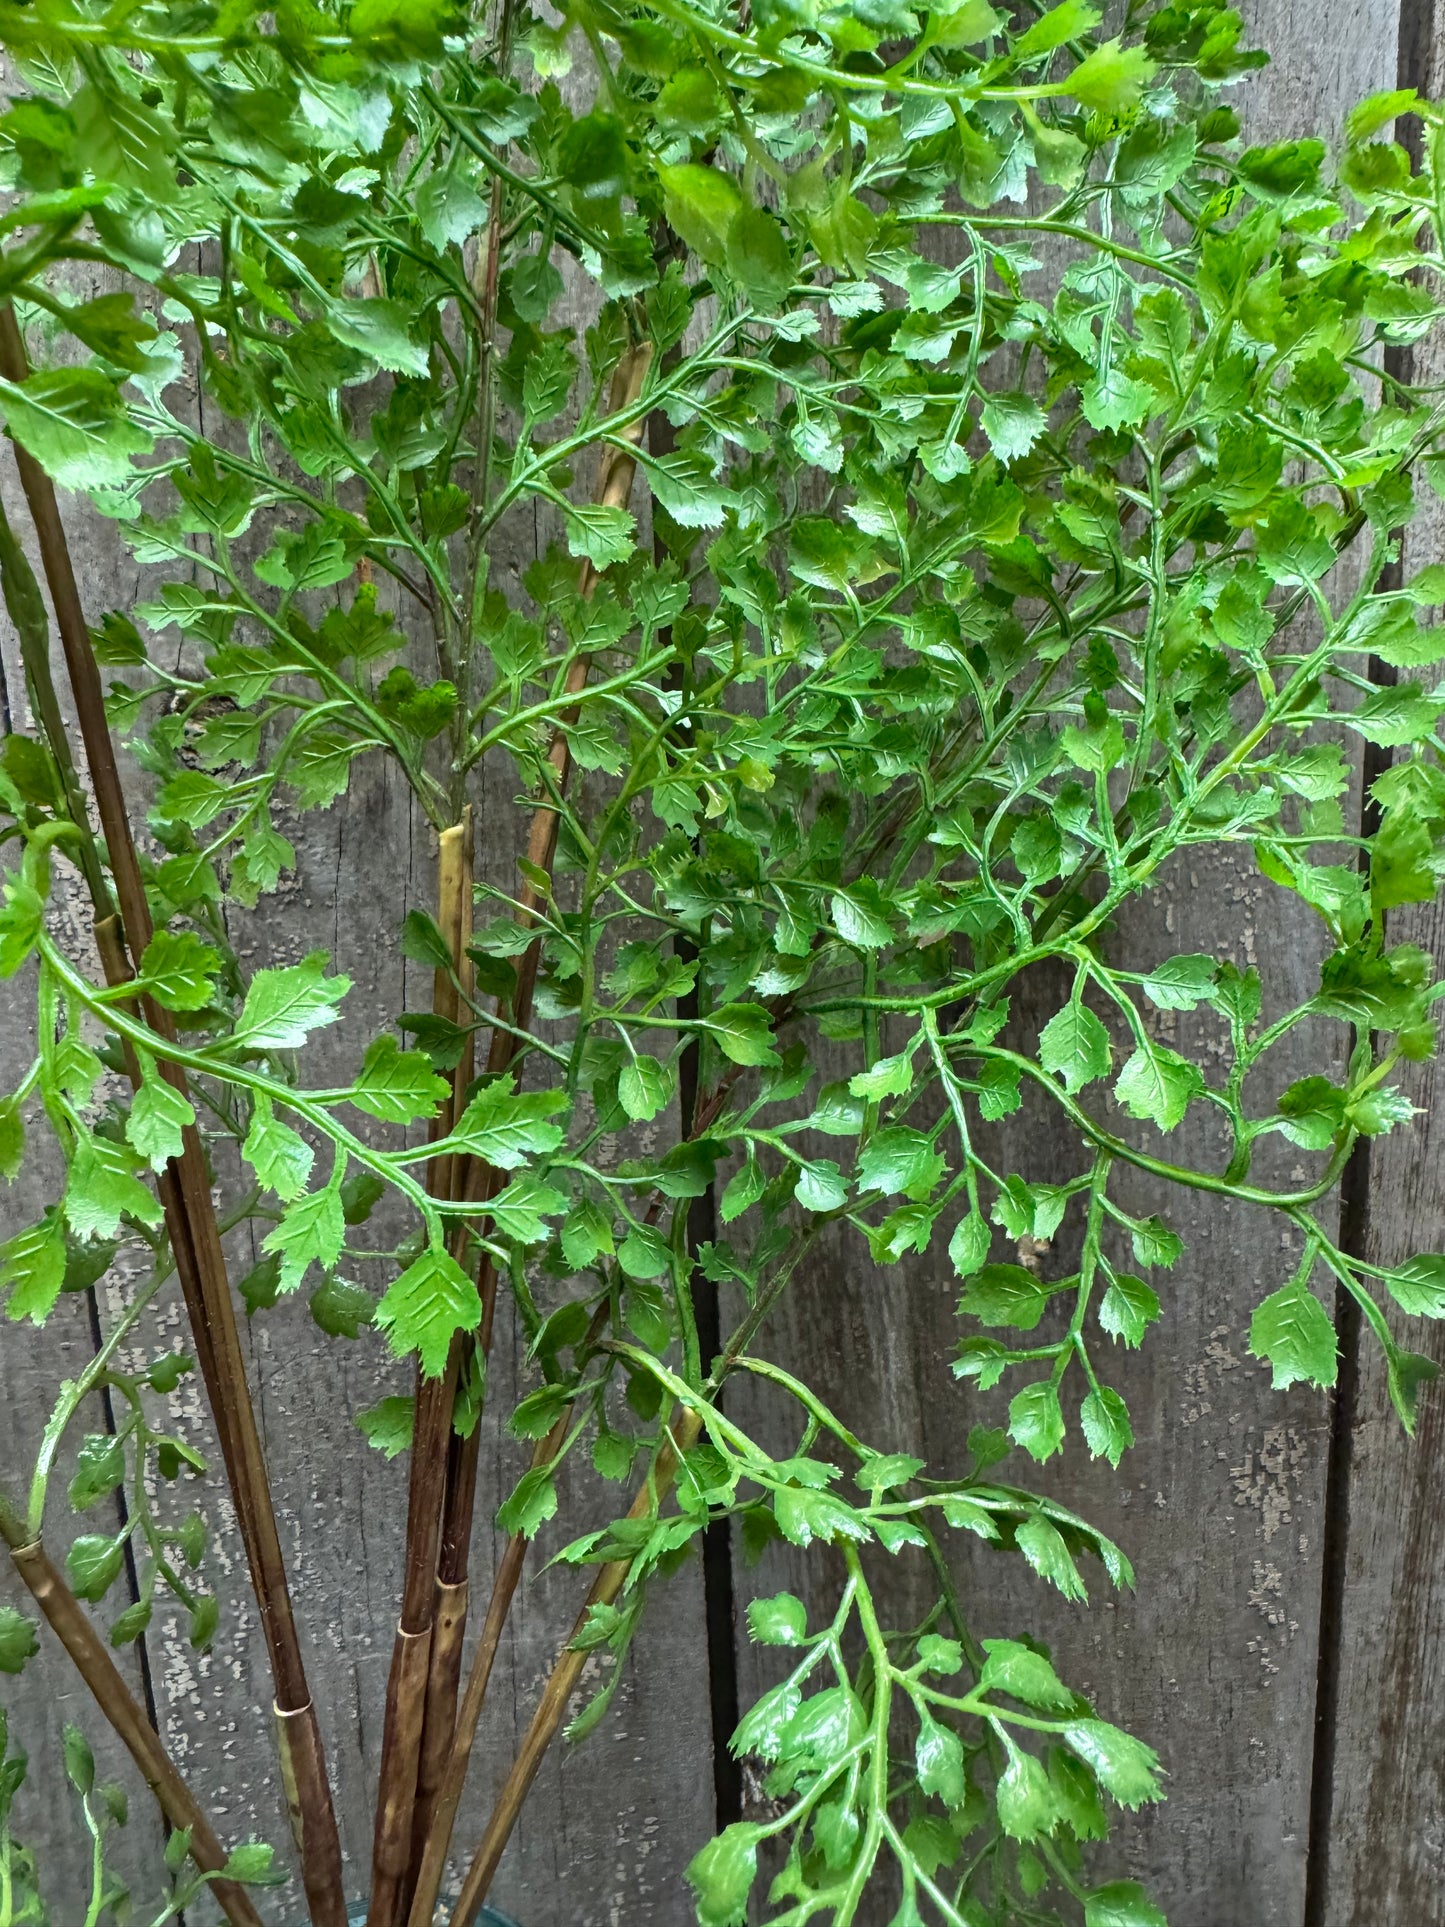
{"left": 368, "top": 818, "right": 474, "bottom": 1927}
{"left": 407, "top": 1575, "right": 468, "bottom": 1875}
{"left": 446, "top": 1412, "right": 704, "bottom": 1927}
{"left": 369, "top": 1624, "right": 435, "bottom": 1923}
{"left": 7, "top": 1540, "right": 264, "bottom": 1927}
{"left": 403, "top": 1437, "right": 556, "bottom": 1927}
{"left": 401, "top": 340, "right": 657, "bottom": 1914}
{"left": 0, "top": 304, "right": 345, "bottom": 1927}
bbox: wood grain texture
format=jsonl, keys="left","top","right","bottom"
{"left": 725, "top": 9, "right": 1406, "bottom": 1925}
{"left": 0, "top": 314, "right": 715, "bottom": 1925}
{"left": 136, "top": 460, "right": 717, "bottom": 1916}
{"left": 4, "top": 5, "right": 1443, "bottom": 1924}
{"left": 1315, "top": 9, "right": 1445, "bottom": 1913}
{"left": 0, "top": 469, "right": 175, "bottom": 1918}
{"left": 1319, "top": 910, "right": 1445, "bottom": 1925}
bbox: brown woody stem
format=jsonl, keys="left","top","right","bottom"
{"left": 446, "top": 1411, "right": 704, "bottom": 1927}
{"left": 2, "top": 1529, "right": 264, "bottom": 1927}
{"left": 0, "top": 304, "right": 345, "bottom": 1927}
{"left": 369, "top": 816, "right": 475, "bottom": 1927}
{"left": 402, "top": 1428, "right": 561, "bottom": 1927}
{"left": 401, "top": 342, "right": 655, "bottom": 1914}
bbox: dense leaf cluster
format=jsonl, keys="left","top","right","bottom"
{"left": 2, "top": 0, "right": 1445, "bottom": 1921}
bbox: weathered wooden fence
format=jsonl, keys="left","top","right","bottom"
{"left": 4, "top": 3, "right": 1445, "bottom": 1923}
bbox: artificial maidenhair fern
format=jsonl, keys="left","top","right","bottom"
{"left": 0, "top": 2, "right": 1442, "bottom": 1925}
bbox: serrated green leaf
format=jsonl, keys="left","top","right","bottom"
{"left": 356, "top": 1395, "right": 414, "bottom": 1459}
{"left": 684, "top": 1822, "right": 762, "bottom": 1927}
{"left": 63, "top": 1722, "right": 94, "bottom": 1795}
{"left": 565, "top": 502, "right": 635, "bottom": 571}
{"left": 949, "top": 1211, "right": 991, "bottom": 1278}
{"left": 66, "top": 1534, "right": 124, "bottom": 1603}
{"left": 916, "top": 1715, "right": 967, "bottom": 1806}
{"left": 66, "top": 1133, "right": 162, "bottom": 1240}
{"left": 261, "top": 1183, "right": 345, "bottom": 1293}
{"left": 561, "top": 1197, "right": 614, "bottom": 1268}
{"left": 1015, "top": 1515, "right": 1087, "bottom": 1600}
{"left": 0, "top": 369, "right": 152, "bottom": 490}
{"left": 1114, "top": 1043, "right": 1204, "bottom": 1131}
{"left": 0, "top": 1606, "right": 38, "bottom": 1675}
{"left": 996, "top": 1741, "right": 1057, "bottom": 1840}
{"left": 1080, "top": 1386, "right": 1133, "bottom": 1466}
{"left": 1384, "top": 1254, "right": 1445, "bottom": 1317}
{"left": 126, "top": 1061, "right": 194, "bottom": 1170}
{"left": 350, "top": 1034, "right": 451, "bottom": 1125}
{"left": 1, "top": 1211, "right": 67, "bottom": 1324}
{"left": 0, "top": 1098, "right": 23, "bottom": 1183}
{"left": 1064, "top": 1720, "right": 1164, "bottom": 1808}
{"left": 449, "top": 1076, "right": 566, "bottom": 1167}
{"left": 1085, "top": 1882, "right": 1170, "bottom": 1927}
{"left": 1081, "top": 369, "right": 1154, "bottom": 432}
{"left": 1014, "top": 0, "right": 1100, "bottom": 57}
{"left": 1140, "top": 955, "right": 1218, "bottom": 1011}
{"left": 1039, "top": 1000, "right": 1112, "bottom": 1093}
{"left": 981, "top": 392, "right": 1047, "bottom": 465}
{"left": 310, "top": 1273, "right": 374, "bottom": 1339}
{"left": 979, "top": 1638, "right": 1075, "bottom": 1711}
{"left": 619, "top": 1053, "right": 672, "bottom": 1121}
{"left": 415, "top": 168, "right": 486, "bottom": 249}
{"left": 234, "top": 955, "right": 350, "bottom": 1052}
{"left": 487, "top": 1170, "right": 567, "bottom": 1244}
{"left": 68, "top": 1433, "right": 125, "bottom": 1511}
{"left": 1099, "top": 1272, "right": 1160, "bottom": 1347}
{"left": 960, "top": 1262, "right": 1047, "bottom": 1330}
{"left": 376, "top": 1243, "right": 480, "bottom": 1376}
{"left": 795, "top": 1158, "right": 847, "bottom": 1212}
{"left": 219, "top": 1841, "right": 280, "bottom": 1885}
{"left": 858, "top": 1127, "right": 946, "bottom": 1201}
{"left": 618, "top": 1221, "right": 672, "bottom": 1279}
{"left": 1066, "top": 39, "right": 1155, "bottom": 112}
{"left": 496, "top": 1463, "right": 558, "bottom": 1538}
{"left": 774, "top": 1486, "right": 869, "bottom": 1548}
{"left": 136, "top": 930, "right": 221, "bottom": 1011}
{"left": 704, "top": 1003, "right": 780, "bottom": 1067}
{"left": 1009, "top": 1381, "right": 1066, "bottom": 1462}
{"left": 0, "top": 874, "right": 43, "bottom": 977}
{"left": 327, "top": 298, "right": 429, "bottom": 376}
{"left": 1249, "top": 1275, "right": 1338, "bottom": 1389}
{"left": 747, "top": 1592, "right": 808, "bottom": 1646}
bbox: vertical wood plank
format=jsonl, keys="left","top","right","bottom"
{"left": 0, "top": 308, "right": 716, "bottom": 1924}
{"left": 1318, "top": 887, "right": 1445, "bottom": 1927}
{"left": 0, "top": 486, "right": 173, "bottom": 1915}
{"left": 726, "top": 7, "right": 1404, "bottom": 1924}
{"left": 1316, "top": 12, "right": 1445, "bottom": 1918}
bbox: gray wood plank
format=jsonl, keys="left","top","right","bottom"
{"left": 0, "top": 483, "right": 174, "bottom": 1916}
{"left": 4, "top": 4, "right": 1436, "bottom": 1923}
{"left": 0, "top": 278, "right": 716, "bottom": 1925}
{"left": 726, "top": 6, "right": 1404, "bottom": 1923}
{"left": 1318, "top": 896, "right": 1445, "bottom": 1925}
{"left": 122, "top": 312, "right": 715, "bottom": 1920}
{"left": 153, "top": 757, "right": 715, "bottom": 1926}
{"left": 1316, "top": 9, "right": 1445, "bottom": 1911}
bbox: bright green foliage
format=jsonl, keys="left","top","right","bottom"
{"left": 1, "top": 0, "right": 1444, "bottom": 1916}
{"left": 0, "top": 1702, "right": 284, "bottom": 1924}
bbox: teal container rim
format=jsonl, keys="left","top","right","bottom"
{"left": 338, "top": 1909, "right": 520, "bottom": 1927}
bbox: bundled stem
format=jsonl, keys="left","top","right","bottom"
{"left": 5, "top": 11, "right": 1437, "bottom": 1926}
{"left": 0, "top": 305, "right": 346, "bottom": 1927}
{"left": 369, "top": 816, "right": 476, "bottom": 1927}
{"left": 447, "top": 1410, "right": 703, "bottom": 1927}
{"left": 400, "top": 341, "right": 654, "bottom": 1918}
